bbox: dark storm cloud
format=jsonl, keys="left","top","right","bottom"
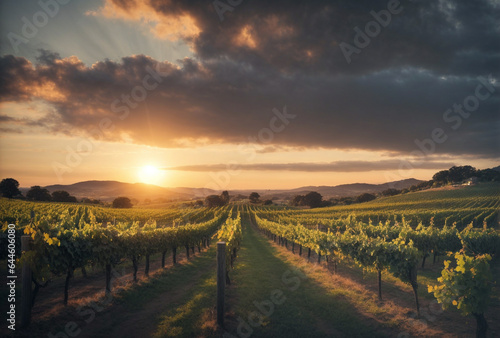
{"left": 167, "top": 160, "right": 455, "bottom": 172}
{"left": 114, "top": 0, "right": 500, "bottom": 77}
{"left": 0, "top": 115, "right": 15, "bottom": 122}
{"left": 0, "top": 0, "right": 498, "bottom": 158}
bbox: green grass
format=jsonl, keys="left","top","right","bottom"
{"left": 224, "top": 215, "right": 389, "bottom": 337}
{"left": 117, "top": 249, "right": 215, "bottom": 309}
{"left": 152, "top": 272, "right": 217, "bottom": 338}
{"left": 103, "top": 245, "right": 219, "bottom": 338}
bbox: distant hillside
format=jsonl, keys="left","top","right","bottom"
{"left": 233, "top": 178, "right": 423, "bottom": 200}
{"left": 42, "top": 181, "right": 190, "bottom": 202}
{"left": 18, "top": 178, "right": 423, "bottom": 203}
{"left": 288, "top": 178, "right": 422, "bottom": 197}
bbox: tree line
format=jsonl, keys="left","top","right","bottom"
{"left": 0, "top": 178, "right": 100, "bottom": 204}
{"left": 289, "top": 165, "right": 499, "bottom": 209}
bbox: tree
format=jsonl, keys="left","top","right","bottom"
{"left": 356, "top": 193, "right": 376, "bottom": 203}
{"left": 448, "top": 165, "right": 476, "bottom": 183}
{"left": 416, "top": 180, "right": 433, "bottom": 191}
{"left": 476, "top": 169, "right": 500, "bottom": 182}
{"left": 339, "top": 196, "right": 354, "bottom": 205}
{"left": 51, "top": 190, "right": 77, "bottom": 203}
{"left": 221, "top": 191, "right": 230, "bottom": 204}
{"left": 328, "top": 198, "right": 340, "bottom": 206}
{"left": 381, "top": 188, "right": 400, "bottom": 196}
{"left": 205, "top": 195, "right": 225, "bottom": 207}
{"left": 321, "top": 200, "right": 332, "bottom": 207}
{"left": 26, "top": 186, "right": 51, "bottom": 201}
{"left": 0, "top": 178, "right": 21, "bottom": 198}
{"left": 81, "top": 198, "right": 101, "bottom": 204}
{"left": 428, "top": 252, "right": 492, "bottom": 338}
{"left": 291, "top": 195, "right": 305, "bottom": 206}
{"left": 112, "top": 197, "right": 133, "bottom": 208}
{"left": 263, "top": 199, "right": 273, "bottom": 205}
{"left": 249, "top": 192, "right": 260, "bottom": 203}
{"left": 303, "top": 191, "right": 323, "bottom": 208}
{"left": 433, "top": 170, "right": 450, "bottom": 184}
{"left": 433, "top": 166, "right": 477, "bottom": 185}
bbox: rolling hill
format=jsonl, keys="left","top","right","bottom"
{"left": 38, "top": 181, "right": 191, "bottom": 202}
{"left": 18, "top": 178, "right": 423, "bottom": 202}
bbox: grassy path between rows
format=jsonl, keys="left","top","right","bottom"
{"left": 223, "top": 214, "right": 393, "bottom": 338}
{"left": 79, "top": 246, "right": 219, "bottom": 338}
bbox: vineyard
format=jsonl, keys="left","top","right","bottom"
{"left": 1, "top": 183, "right": 499, "bottom": 337}
{"left": 272, "top": 183, "right": 500, "bottom": 229}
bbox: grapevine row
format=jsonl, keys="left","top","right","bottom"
{"left": 21, "top": 207, "right": 229, "bottom": 305}
{"left": 216, "top": 208, "right": 242, "bottom": 284}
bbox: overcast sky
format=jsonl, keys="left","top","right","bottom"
{"left": 0, "top": 0, "right": 498, "bottom": 189}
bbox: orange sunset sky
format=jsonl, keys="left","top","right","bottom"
{"left": 0, "top": 0, "right": 498, "bottom": 189}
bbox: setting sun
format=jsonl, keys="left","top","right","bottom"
{"left": 138, "top": 165, "right": 164, "bottom": 185}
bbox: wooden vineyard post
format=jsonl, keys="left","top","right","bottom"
{"left": 217, "top": 242, "right": 226, "bottom": 328}
{"left": 21, "top": 236, "right": 32, "bottom": 328}
{"left": 161, "top": 251, "right": 167, "bottom": 268}
{"left": 145, "top": 255, "right": 150, "bottom": 277}
{"left": 105, "top": 264, "right": 112, "bottom": 294}
{"left": 378, "top": 269, "right": 382, "bottom": 300}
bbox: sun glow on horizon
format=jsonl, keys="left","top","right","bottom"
{"left": 138, "top": 165, "right": 165, "bottom": 185}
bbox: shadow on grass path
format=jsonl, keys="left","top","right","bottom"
{"left": 224, "top": 215, "right": 394, "bottom": 338}
{"left": 77, "top": 245, "right": 218, "bottom": 338}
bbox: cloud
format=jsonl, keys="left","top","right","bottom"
{"left": 167, "top": 160, "right": 455, "bottom": 172}
{"left": 0, "top": 50, "right": 498, "bottom": 157}
{"left": 87, "top": 0, "right": 201, "bottom": 41}
{"left": 91, "top": 0, "right": 500, "bottom": 77}
{"left": 0, "top": 0, "right": 499, "bottom": 159}
{"left": 254, "top": 145, "right": 306, "bottom": 154}
{"left": 0, "top": 115, "right": 15, "bottom": 122}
